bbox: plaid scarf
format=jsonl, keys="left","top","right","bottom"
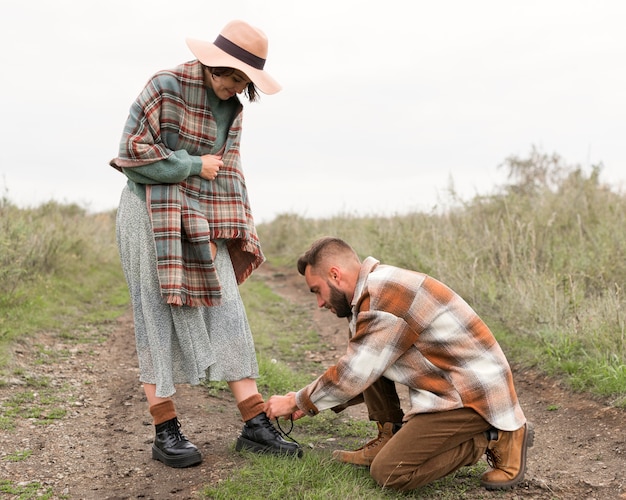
{"left": 110, "top": 60, "right": 264, "bottom": 306}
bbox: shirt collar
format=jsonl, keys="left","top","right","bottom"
{"left": 352, "top": 256, "right": 380, "bottom": 308}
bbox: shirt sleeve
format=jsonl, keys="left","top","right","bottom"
{"left": 295, "top": 292, "right": 419, "bottom": 415}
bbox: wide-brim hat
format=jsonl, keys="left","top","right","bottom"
{"left": 186, "top": 20, "right": 281, "bottom": 95}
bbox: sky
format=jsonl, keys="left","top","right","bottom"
{"left": 1, "top": 0, "right": 624, "bottom": 223}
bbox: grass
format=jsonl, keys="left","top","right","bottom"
{"left": 0, "top": 480, "right": 54, "bottom": 500}
{"left": 0, "top": 147, "right": 625, "bottom": 496}
{"left": 0, "top": 202, "right": 128, "bottom": 365}
{"left": 241, "top": 277, "right": 321, "bottom": 369}
{"left": 201, "top": 277, "right": 493, "bottom": 499}
{"left": 2, "top": 449, "right": 32, "bottom": 462}
{"left": 3, "top": 148, "right": 623, "bottom": 399}
{"left": 0, "top": 389, "right": 67, "bottom": 428}
{"left": 258, "top": 148, "right": 626, "bottom": 402}
{"left": 203, "top": 449, "right": 489, "bottom": 499}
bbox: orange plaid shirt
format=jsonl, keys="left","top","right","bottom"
{"left": 296, "top": 257, "right": 526, "bottom": 431}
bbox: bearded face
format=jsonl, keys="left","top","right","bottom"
{"left": 327, "top": 280, "right": 352, "bottom": 318}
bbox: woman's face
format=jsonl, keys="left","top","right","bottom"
{"left": 208, "top": 69, "right": 251, "bottom": 100}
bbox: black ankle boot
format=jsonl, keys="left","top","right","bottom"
{"left": 235, "top": 412, "right": 303, "bottom": 457}
{"left": 152, "top": 417, "right": 202, "bottom": 468}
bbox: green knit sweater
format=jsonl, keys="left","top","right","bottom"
{"left": 122, "top": 85, "right": 238, "bottom": 201}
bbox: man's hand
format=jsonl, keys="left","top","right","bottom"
{"left": 265, "top": 392, "right": 303, "bottom": 420}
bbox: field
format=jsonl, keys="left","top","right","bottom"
{"left": 0, "top": 149, "right": 624, "bottom": 499}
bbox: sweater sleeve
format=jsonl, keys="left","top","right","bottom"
{"left": 122, "top": 150, "right": 203, "bottom": 184}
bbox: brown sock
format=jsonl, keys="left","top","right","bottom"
{"left": 149, "top": 400, "right": 176, "bottom": 425}
{"left": 237, "top": 393, "right": 265, "bottom": 422}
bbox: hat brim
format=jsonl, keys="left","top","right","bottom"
{"left": 186, "top": 38, "right": 281, "bottom": 95}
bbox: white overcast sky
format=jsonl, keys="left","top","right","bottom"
{"left": 1, "top": 0, "right": 624, "bottom": 222}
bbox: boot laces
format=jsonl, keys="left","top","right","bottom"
{"left": 365, "top": 434, "right": 385, "bottom": 450}
{"left": 362, "top": 423, "right": 393, "bottom": 450}
{"left": 168, "top": 417, "right": 187, "bottom": 441}
{"left": 352, "top": 425, "right": 391, "bottom": 452}
{"left": 485, "top": 447, "right": 501, "bottom": 469}
{"left": 274, "top": 415, "right": 301, "bottom": 446}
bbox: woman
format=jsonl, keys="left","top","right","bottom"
{"left": 110, "top": 20, "right": 301, "bottom": 468}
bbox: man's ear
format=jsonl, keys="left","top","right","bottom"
{"left": 328, "top": 265, "right": 340, "bottom": 282}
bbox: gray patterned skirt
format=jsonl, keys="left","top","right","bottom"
{"left": 116, "top": 186, "right": 259, "bottom": 398}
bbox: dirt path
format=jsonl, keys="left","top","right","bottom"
{"left": 1, "top": 264, "right": 625, "bottom": 499}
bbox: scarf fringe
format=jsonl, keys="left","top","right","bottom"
{"left": 165, "top": 294, "right": 223, "bottom": 308}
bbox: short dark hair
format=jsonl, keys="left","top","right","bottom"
{"left": 206, "top": 66, "right": 259, "bottom": 102}
{"left": 296, "top": 237, "right": 356, "bottom": 276}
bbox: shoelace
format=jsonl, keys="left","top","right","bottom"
{"left": 160, "top": 417, "right": 188, "bottom": 442}
{"left": 170, "top": 418, "right": 188, "bottom": 441}
{"left": 274, "top": 415, "right": 301, "bottom": 446}
{"left": 365, "top": 435, "right": 385, "bottom": 449}
{"left": 485, "top": 448, "right": 501, "bottom": 469}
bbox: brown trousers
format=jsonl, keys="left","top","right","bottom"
{"left": 341, "top": 377, "right": 491, "bottom": 491}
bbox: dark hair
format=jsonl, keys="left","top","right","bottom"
{"left": 207, "top": 66, "right": 259, "bottom": 102}
{"left": 296, "top": 237, "right": 356, "bottom": 276}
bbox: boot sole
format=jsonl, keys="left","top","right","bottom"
{"left": 151, "top": 444, "right": 202, "bottom": 468}
{"left": 235, "top": 436, "right": 303, "bottom": 458}
{"left": 481, "top": 422, "right": 535, "bottom": 490}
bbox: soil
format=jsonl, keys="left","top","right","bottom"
{"left": 1, "top": 263, "right": 625, "bottom": 500}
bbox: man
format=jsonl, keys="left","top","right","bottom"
{"left": 265, "top": 237, "right": 533, "bottom": 491}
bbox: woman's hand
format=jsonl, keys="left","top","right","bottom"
{"left": 199, "top": 154, "right": 223, "bottom": 180}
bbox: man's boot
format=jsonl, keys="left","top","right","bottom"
{"left": 235, "top": 412, "right": 303, "bottom": 457}
{"left": 332, "top": 421, "right": 400, "bottom": 466}
{"left": 481, "top": 422, "right": 534, "bottom": 490}
{"left": 152, "top": 417, "right": 202, "bottom": 468}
